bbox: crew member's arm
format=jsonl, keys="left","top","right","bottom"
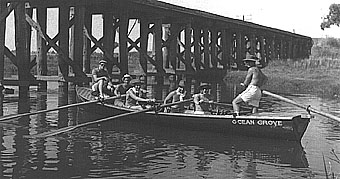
{"left": 242, "top": 68, "right": 254, "bottom": 87}
{"left": 179, "top": 91, "right": 186, "bottom": 101}
{"left": 193, "top": 94, "right": 201, "bottom": 105}
{"left": 92, "top": 72, "right": 108, "bottom": 82}
{"left": 164, "top": 91, "right": 175, "bottom": 104}
{"left": 114, "top": 84, "right": 122, "bottom": 96}
{"left": 128, "top": 90, "right": 152, "bottom": 102}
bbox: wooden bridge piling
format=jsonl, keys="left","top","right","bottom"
{"left": 36, "top": 5, "right": 47, "bottom": 92}
{"left": 0, "top": 0, "right": 6, "bottom": 115}
{"left": 119, "top": 10, "right": 129, "bottom": 76}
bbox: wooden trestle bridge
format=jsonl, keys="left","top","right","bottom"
{"left": 0, "top": 0, "right": 313, "bottom": 115}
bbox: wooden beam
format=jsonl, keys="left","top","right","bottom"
{"left": 210, "top": 29, "right": 217, "bottom": 68}
{"left": 58, "top": 4, "right": 69, "bottom": 79}
{"left": 103, "top": 12, "right": 114, "bottom": 74}
{"left": 15, "top": 2, "right": 30, "bottom": 113}
{"left": 25, "top": 14, "right": 88, "bottom": 80}
{"left": 0, "top": 0, "right": 6, "bottom": 115}
{"left": 83, "top": 27, "right": 119, "bottom": 66}
{"left": 139, "top": 17, "right": 148, "bottom": 74}
{"left": 236, "top": 32, "right": 245, "bottom": 66}
{"left": 154, "top": 18, "right": 163, "bottom": 71}
{"left": 221, "top": 29, "right": 230, "bottom": 69}
{"left": 73, "top": 6, "right": 85, "bottom": 78}
{"left": 127, "top": 37, "right": 140, "bottom": 52}
{"left": 127, "top": 37, "right": 165, "bottom": 74}
{"left": 83, "top": 10, "right": 92, "bottom": 74}
{"left": 15, "top": 3, "right": 30, "bottom": 82}
{"left": 36, "top": 6, "right": 47, "bottom": 77}
{"left": 202, "top": 28, "right": 209, "bottom": 68}
{"left": 119, "top": 11, "right": 129, "bottom": 75}
{"left": 184, "top": 23, "right": 193, "bottom": 72}
{"left": 168, "top": 23, "right": 180, "bottom": 70}
{"left": 193, "top": 26, "right": 201, "bottom": 71}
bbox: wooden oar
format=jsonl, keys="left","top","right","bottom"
{"left": 28, "top": 98, "right": 193, "bottom": 138}
{"left": 263, "top": 90, "right": 340, "bottom": 122}
{"left": 0, "top": 95, "right": 125, "bottom": 122}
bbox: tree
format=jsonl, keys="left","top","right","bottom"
{"left": 321, "top": 4, "right": 340, "bottom": 30}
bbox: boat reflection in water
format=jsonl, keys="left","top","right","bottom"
{"left": 71, "top": 108, "right": 310, "bottom": 178}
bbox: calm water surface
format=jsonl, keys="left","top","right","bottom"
{"left": 1, "top": 82, "right": 340, "bottom": 178}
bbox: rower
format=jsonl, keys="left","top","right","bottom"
{"left": 193, "top": 82, "right": 214, "bottom": 114}
{"left": 125, "top": 79, "right": 155, "bottom": 110}
{"left": 114, "top": 74, "right": 132, "bottom": 106}
{"left": 91, "top": 59, "right": 114, "bottom": 99}
{"left": 163, "top": 80, "right": 186, "bottom": 113}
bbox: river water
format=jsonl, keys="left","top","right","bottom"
{"left": 0, "top": 82, "right": 340, "bottom": 178}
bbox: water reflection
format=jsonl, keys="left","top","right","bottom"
{"left": 63, "top": 110, "right": 310, "bottom": 178}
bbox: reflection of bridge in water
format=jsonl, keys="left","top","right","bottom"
{"left": 0, "top": 0, "right": 312, "bottom": 115}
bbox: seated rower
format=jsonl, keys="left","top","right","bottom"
{"left": 163, "top": 80, "right": 186, "bottom": 113}
{"left": 114, "top": 74, "right": 132, "bottom": 106}
{"left": 193, "top": 82, "right": 214, "bottom": 115}
{"left": 125, "top": 79, "right": 155, "bottom": 110}
{"left": 91, "top": 59, "right": 114, "bottom": 99}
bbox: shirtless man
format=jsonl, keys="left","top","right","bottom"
{"left": 232, "top": 55, "right": 268, "bottom": 116}
{"left": 193, "top": 82, "right": 214, "bottom": 114}
{"left": 163, "top": 80, "right": 186, "bottom": 113}
{"left": 91, "top": 60, "right": 113, "bottom": 99}
{"left": 114, "top": 74, "right": 132, "bottom": 106}
{"left": 125, "top": 79, "right": 155, "bottom": 110}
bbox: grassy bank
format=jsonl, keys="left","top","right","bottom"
{"left": 223, "top": 58, "right": 340, "bottom": 99}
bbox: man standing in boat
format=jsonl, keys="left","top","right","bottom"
{"left": 163, "top": 80, "right": 187, "bottom": 113}
{"left": 91, "top": 59, "right": 114, "bottom": 99}
{"left": 125, "top": 79, "right": 155, "bottom": 110}
{"left": 193, "top": 82, "right": 214, "bottom": 114}
{"left": 114, "top": 74, "right": 132, "bottom": 106}
{"left": 232, "top": 55, "right": 268, "bottom": 116}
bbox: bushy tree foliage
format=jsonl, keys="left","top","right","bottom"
{"left": 321, "top": 4, "right": 340, "bottom": 30}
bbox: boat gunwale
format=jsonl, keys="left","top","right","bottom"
{"left": 100, "top": 102, "right": 309, "bottom": 121}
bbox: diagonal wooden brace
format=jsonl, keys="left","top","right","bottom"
{"left": 25, "top": 14, "right": 87, "bottom": 80}
{"left": 83, "top": 27, "right": 119, "bottom": 67}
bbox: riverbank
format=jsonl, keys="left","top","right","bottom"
{"left": 223, "top": 58, "right": 340, "bottom": 99}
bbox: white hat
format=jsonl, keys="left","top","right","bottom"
{"left": 121, "top": 74, "right": 132, "bottom": 81}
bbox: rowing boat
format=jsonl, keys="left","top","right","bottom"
{"left": 76, "top": 86, "right": 310, "bottom": 141}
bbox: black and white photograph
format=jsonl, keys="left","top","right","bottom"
{"left": 0, "top": 0, "right": 340, "bottom": 178}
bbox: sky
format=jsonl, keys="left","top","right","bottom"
{"left": 3, "top": 0, "right": 340, "bottom": 51}
{"left": 160, "top": 0, "right": 340, "bottom": 38}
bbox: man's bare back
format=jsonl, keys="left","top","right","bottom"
{"left": 243, "top": 66, "right": 268, "bottom": 87}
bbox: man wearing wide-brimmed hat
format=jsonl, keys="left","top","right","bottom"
{"left": 193, "top": 82, "right": 214, "bottom": 114}
{"left": 91, "top": 59, "right": 113, "bottom": 99}
{"left": 125, "top": 79, "right": 155, "bottom": 110}
{"left": 232, "top": 55, "right": 268, "bottom": 115}
{"left": 163, "top": 80, "right": 187, "bottom": 113}
{"left": 114, "top": 74, "right": 132, "bottom": 96}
